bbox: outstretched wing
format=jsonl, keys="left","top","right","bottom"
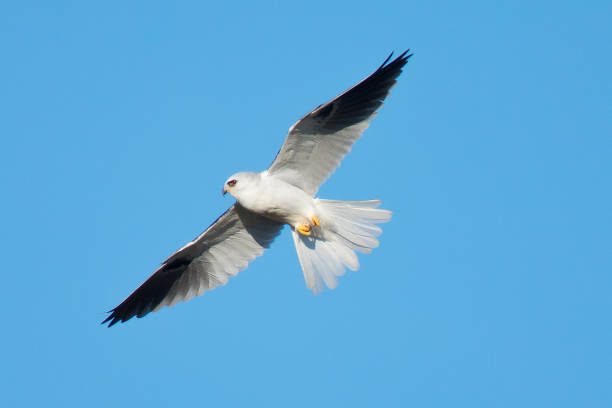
{"left": 266, "top": 50, "right": 412, "bottom": 196}
{"left": 103, "top": 204, "right": 283, "bottom": 327}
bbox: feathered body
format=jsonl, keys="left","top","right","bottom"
{"left": 228, "top": 171, "right": 316, "bottom": 227}
{"left": 225, "top": 171, "right": 392, "bottom": 294}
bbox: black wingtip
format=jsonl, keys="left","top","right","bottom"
{"left": 383, "top": 49, "right": 412, "bottom": 66}
{"left": 398, "top": 48, "right": 413, "bottom": 59}
{"left": 101, "top": 309, "right": 122, "bottom": 327}
{"left": 378, "top": 52, "right": 395, "bottom": 69}
{"left": 374, "top": 49, "right": 413, "bottom": 78}
{"left": 101, "top": 257, "right": 192, "bottom": 327}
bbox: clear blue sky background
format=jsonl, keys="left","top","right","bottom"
{"left": 1, "top": 1, "right": 610, "bottom": 407}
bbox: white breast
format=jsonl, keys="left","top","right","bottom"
{"left": 237, "top": 172, "right": 315, "bottom": 226}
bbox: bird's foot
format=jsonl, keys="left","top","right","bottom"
{"left": 297, "top": 216, "right": 320, "bottom": 236}
{"left": 297, "top": 223, "right": 311, "bottom": 236}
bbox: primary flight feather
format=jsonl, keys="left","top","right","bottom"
{"left": 103, "top": 50, "right": 412, "bottom": 326}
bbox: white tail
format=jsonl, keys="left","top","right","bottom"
{"left": 291, "top": 199, "right": 392, "bottom": 294}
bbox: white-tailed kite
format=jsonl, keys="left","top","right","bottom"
{"left": 103, "top": 51, "right": 412, "bottom": 326}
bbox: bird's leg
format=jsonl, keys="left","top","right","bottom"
{"left": 311, "top": 216, "right": 320, "bottom": 226}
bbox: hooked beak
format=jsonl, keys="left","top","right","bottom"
{"left": 222, "top": 186, "right": 229, "bottom": 196}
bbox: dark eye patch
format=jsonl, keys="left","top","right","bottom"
{"left": 227, "top": 180, "right": 237, "bottom": 187}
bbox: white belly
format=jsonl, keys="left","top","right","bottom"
{"left": 237, "top": 174, "right": 315, "bottom": 226}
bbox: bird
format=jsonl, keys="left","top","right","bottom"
{"left": 103, "top": 50, "right": 412, "bottom": 327}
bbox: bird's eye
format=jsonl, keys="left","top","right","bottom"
{"left": 227, "top": 180, "right": 237, "bottom": 187}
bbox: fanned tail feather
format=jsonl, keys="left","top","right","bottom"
{"left": 291, "top": 199, "right": 392, "bottom": 294}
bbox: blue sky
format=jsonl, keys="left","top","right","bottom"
{"left": 1, "top": 1, "right": 610, "bottom": 407}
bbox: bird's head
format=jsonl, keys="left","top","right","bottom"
{"left": 222, "top": 172, "right": 259, "bottom": 199}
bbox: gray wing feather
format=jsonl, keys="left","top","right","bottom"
{"left": 103, "top": 204, "right": 283, "bottom": 326}
{"left": 267, "top": 51, "right": 412, "bottom": 195}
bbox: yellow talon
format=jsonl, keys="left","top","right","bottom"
{"left": 297, "top": 224, "right": 311, "bottom": 236}
{"left": 297, "top": 217, "right": 320, "bottom": 235}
